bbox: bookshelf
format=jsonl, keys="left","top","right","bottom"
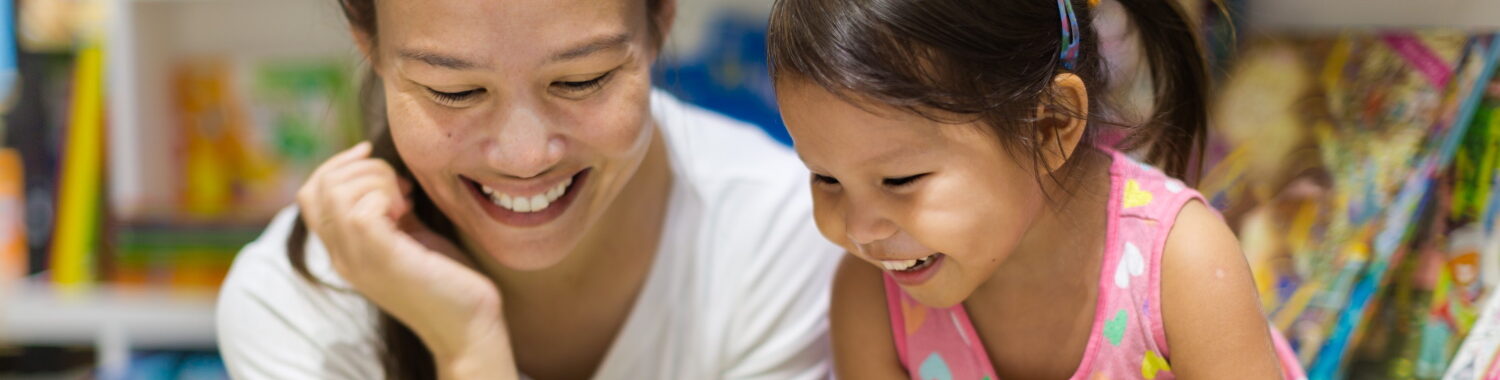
{"left": 2, "top": 0, "right": 352, "bottom": 363}
{"left": 1, "top": 280, "right": 217, "bottom": 374}
{"left": 104, "top": 0, "right": 356, "bottom": 222}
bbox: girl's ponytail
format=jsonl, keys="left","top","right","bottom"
{"left": 1111, "top": 0, "right": 1212, "bottom": 184}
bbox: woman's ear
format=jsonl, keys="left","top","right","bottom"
{"left": 351, "top": 28, "right": 378, "bottom": 70}
{"left": 1036, "top": 73, "right": 1089, "bottom": 174}
{"left": 652, "top": 0, "right": 677, "bottom": 50}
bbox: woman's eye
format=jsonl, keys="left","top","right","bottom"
{"left": 426, "top": 88, "right": 483, "bottom": 106}
{"left": 882, "top": 174, "right": 927, "bottom": 187}
{"left": 811, "top": 174, "right": 841, "bottom": 186}
{"left": 551, "top": 70, "right": 615, "bottom": 96}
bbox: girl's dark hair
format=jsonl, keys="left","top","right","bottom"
{"left": 285, "top": 1, "right": 665, "bottom": 377}
{"left": 766, "top": 0, "right": 1211, "bottom": 186}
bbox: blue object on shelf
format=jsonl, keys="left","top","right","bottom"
{"left": 654, "top": 14, "right": 789, "bottom": 146}
{"left": 117, "top": 352, "right": 228, "bottom": 380}
{"left": 0, "top": 0, "right": 16, "bottom": 110}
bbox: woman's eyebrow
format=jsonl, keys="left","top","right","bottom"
{"left": 397, "top": 32, "right": 630, "bottom": 70}
{"left": 548, "top": 32, "right": 632, "bottom": 63}
{"left": 399, "top": 49, "right": 487, "bottom": 70}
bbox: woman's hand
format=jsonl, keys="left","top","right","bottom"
{"left": 298, "top": 142, "right": 517, "bottom": 379}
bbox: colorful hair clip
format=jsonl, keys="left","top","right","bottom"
{"left": 1056, "top": 0, "right": 1082, "bottom": 70}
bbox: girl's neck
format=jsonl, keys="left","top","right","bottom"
{"left": 974, "top": 147, "right": 1113, "bottom": 301}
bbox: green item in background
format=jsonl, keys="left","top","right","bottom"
{"left": 250, "top": 61, "right": 360, "bottom": 165}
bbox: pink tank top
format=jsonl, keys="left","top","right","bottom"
{"left": 882, "top": 150, "right": 1305, "bottom": 380}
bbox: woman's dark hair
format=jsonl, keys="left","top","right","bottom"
{"left": 766, "top": 0, "right": 1211, "bottom": 187}
{"left": 285, "top": 1, "right": 666, "bottom": 378}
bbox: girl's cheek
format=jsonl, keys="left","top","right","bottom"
{"left": 811, "top": 199, "right": 850, "bottom": 251}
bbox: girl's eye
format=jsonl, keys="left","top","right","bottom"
{"left": 811, "top": 174, "right": 841, "bottom": 186}
{"left": 427, "top": 88, "right": 483, "bottom": 106}
{"left": 551, "top": 70, "right": 615, "bottom": 97}
{"left": 882, "top": 174, "right": 928, "bottom": 188}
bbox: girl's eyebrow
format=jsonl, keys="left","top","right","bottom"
{"left": 860, "top": 144, "right": 925, "bottom": 165}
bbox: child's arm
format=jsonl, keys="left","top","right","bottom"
{"left": 831, "top": 255, "right": 909, "bottom": 379}
{"left": 1160, "top": 201, "right": 1285, "bottom": 378}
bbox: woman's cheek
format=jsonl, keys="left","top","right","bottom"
{"left": 568, "top": 86, "right": 652, "bottom": 158}
{"left": 387, "top": 97, "right": 461, "bottom": 171}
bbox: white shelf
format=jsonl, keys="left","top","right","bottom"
{"left": 1246, "top": 0, "right": 1500, "bottom": 31}
{"left": 0, "top": 281, "right": 217, "bottom": 348}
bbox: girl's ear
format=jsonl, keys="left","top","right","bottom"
{"left": 1036, "top": 73, "right": 1089, "bottom": 174}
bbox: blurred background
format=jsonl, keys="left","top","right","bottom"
{"left": 0, "top": 0, "right": 1499, "bottom": 379}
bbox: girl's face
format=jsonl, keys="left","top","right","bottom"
{"left": 368, "top": 0, "right": 663, "bottom": 270}
{"left": 778, "top": 80, "right": 1049, "bottom": 307}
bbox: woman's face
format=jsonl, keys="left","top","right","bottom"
{"left": 367, "top": 0, "right": 663, "bottom": 270}
{"left": 778, "top": 80, "right": 1049, "bottom": 308}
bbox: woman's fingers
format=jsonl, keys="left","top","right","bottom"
{"left": 329, "top": 190, "right": 401, "bottom": 278}
{"left": 300, "top": 142, "right": 371, "bottom": 198}
{"left": 307, "top": 158, "right": 406, "bottom": 227}
{"left": 327, "top": 141, "right": 373, "bottom": 167}
{"left": 326, "top": 165, "right": 409, "bottom": 220}
{"left": 399, "top": 213, "right": 474, "bottom": 267}
{"left": 298, "top": 142, "right": 373, "bottom": 219}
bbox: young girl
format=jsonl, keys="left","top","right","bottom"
{"left": 767, "top": 0, "right": 1305, "bottom": 379}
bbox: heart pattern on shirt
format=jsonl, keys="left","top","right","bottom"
{"left": 1164, "top": 179, "right": 1185, "bottom": 193}
{"left": 902, "top": 296, "right": 929, "bottom": 336}
{"left": 1115, "top": 241, "right": 1145, "bottom": 289}
{"left": 1123, "top": 179, "right": 1154, "bottom": 208}
{"left": 1104, "top": 309, "right": 1128, "bottom": 346}
{"left": 1141, "top": 350, "right": 1171, "bottom": 379}
{"left": 919, "top": 352, "right": 954, "bottom": 380}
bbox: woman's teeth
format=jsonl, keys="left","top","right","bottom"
{"left": 880, "top": 254, "right": 937, "bottom": 272}
{"left": 479, "top": 177, "right": 572, "bottom": 213}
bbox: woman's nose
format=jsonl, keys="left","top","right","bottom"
{"left": 486, "top": 104, "right": 564, "bottom": 178}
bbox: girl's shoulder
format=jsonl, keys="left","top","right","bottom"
{"left": 1103, "top": 150, "right": 1202, "bottom": 224}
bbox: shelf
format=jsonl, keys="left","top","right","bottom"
{"left": 1246, "top": 0, "right": 1500, "bottom": 31}
{"left": 0, "top": 280, "right": 217, "bottom": 349}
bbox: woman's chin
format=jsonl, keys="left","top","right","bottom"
{"left": 466, "top": 236, "right": 581, "bottom": 272}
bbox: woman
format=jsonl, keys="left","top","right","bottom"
{"left": 214, "top": 0, "right": 840, "bottom": 378}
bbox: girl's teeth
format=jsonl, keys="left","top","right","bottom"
{"left": 879, "top": 255, "right": 936, "bottom": 272}
{"left": 483, "top": 177, "right": 573, "bottom": 213}
{"left": 881, "top": 260, "right": 919, "bottom": 271}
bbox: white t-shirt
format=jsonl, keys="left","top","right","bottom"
{"left": 216, "top": 90, "right": 843, "bottom": 379}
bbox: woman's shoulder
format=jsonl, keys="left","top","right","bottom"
{"left": 650, "top": 89, "right": 808, "bottom": 192}
{"left": 216, "top": 206, "right": 382, "bottom": 378}
{"left": 223, "top": 206, "right": 356, "bottom": 290}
